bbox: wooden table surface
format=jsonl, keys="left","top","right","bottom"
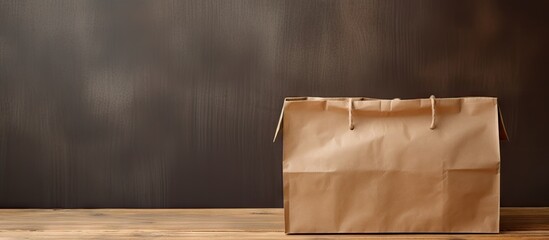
{"left": 0, "top": 208, "right": 548, "bottom": 239}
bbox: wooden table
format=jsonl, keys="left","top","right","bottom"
{"left": 0, "top": 208, "right": 548, "bottom": 239}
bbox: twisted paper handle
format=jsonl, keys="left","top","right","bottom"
{"left": 430, "top": 95, "right": 436, "bottom": 130}
{"left": 347, "top": 95, "right": 437, "bottom": 131}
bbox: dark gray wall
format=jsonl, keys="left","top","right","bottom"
{"left": 0, "top": 0, "right": 548, "bottom": 208}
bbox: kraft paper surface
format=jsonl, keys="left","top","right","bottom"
{"left": 275, "top": 97, "right": 506, "bottom": 233}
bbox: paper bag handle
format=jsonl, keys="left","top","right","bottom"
{"left": 273, "top": 95, "right": 437, "bottom": 142}
{"left": 348, "top": 98, "right": 354, "bottom": 130}
{"left": 348, "top": 95, "right": 437, "bottom": 131}
{"left": 430, "top": 95, "right": 436, "bottom": 130}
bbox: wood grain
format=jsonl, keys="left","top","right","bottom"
{"left": 0, "top": 208, "right": 547, "bottom": 239}
{"left": 1, "top": 0, "right": 549, "bottom": 208}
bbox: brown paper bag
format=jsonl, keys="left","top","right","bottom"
{"left": 274, "top": 96, "right": 508, "bottom": 233}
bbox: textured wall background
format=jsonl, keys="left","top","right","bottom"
{"left": 0, "top": 0, "right": 548, "bottom": 208}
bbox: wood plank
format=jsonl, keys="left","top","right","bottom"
{"left": 0, "top": 208, "right": 547, "bottom": 239}
{"left": 1, "top": 231, "right": 549, "bottom": 240}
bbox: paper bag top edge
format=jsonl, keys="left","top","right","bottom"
{"left": 273, "top": 96, "right": 509, "bottom": 142}
{"left": 283, "top": 96, "right": 494, "bottom": 101}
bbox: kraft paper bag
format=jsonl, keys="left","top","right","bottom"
{"left": 273, "top": 96, "right": 508, "bottom": 234}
